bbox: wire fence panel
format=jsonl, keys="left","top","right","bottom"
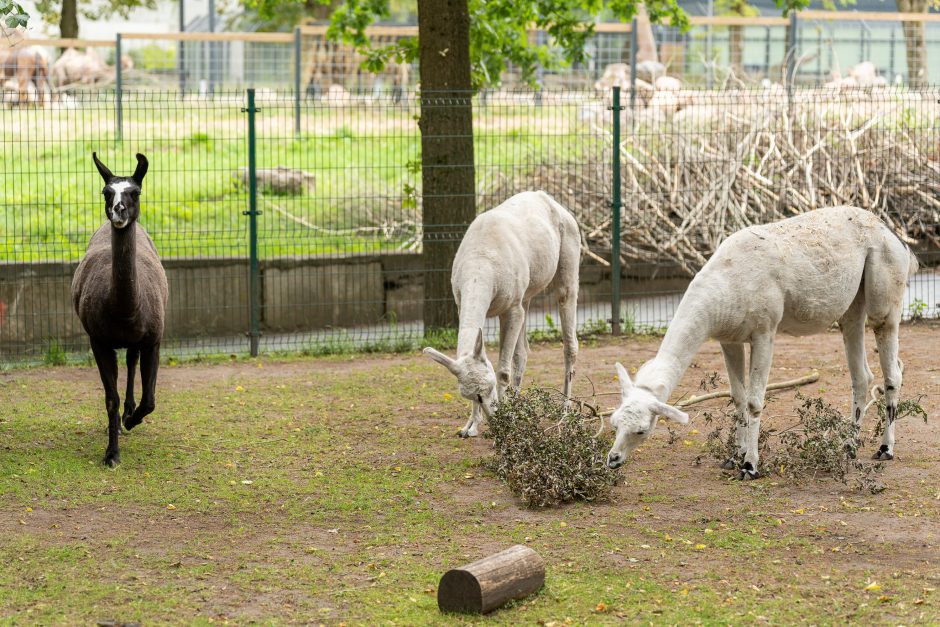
{"left": 0, "top": 91, "right": 250, "bottom": 361}
{"left": 1, "top": 84, "right": 938, "bottom": 365}
{"left": 613, "top": 85, "right": 940, "bottom": 329}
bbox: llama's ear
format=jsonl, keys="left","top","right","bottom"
{"left": 132, "top": 153, "right": 149, "bottom": 186}
{"left": 92, "top": 152, "right": 113, "bottom": 182}
{"left": 615, "top": 362, "right": 634, "bottom": 400}
{"left": 652, "top": 401, "right": 689, "bottom": 425}
{"left": 423, "top": 347, "right": 460, "bottom": 376}
{"left": 473, "top": 328, "right": 487, "bottom": 362}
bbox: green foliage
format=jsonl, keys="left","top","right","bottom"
{"left": 42, "top": 338, "right": 67, "bottom": 366}
{"left": 243, "top": 0, "right": 688, "bottom": 89}
{"left": 484, "top": 387, "right": 619, "bottom": 507}
{"left": 128, "top": 44, "right": 177, "bottom": 71}
{"left": 907, "top": 298, "right": 929, "bottom": 321}
{"left": 33, "top": 0, "right": 157, "bottom": 32}
{"left": 422, "top": 327, "right": 458, "bottom": 351}
{"left": 0, "top": 0, "right": 29, "bottom": 27}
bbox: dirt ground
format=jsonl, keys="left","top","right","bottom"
{"left": 1, "top": 324, "right": 938, "bottom": 624}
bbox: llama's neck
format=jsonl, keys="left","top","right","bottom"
{"left": 635, "top": 296, "right": 712, "bottom": 402}
{"left": 455, "top": 275, "right": 495, "bottom": 357}
{"left": 110, "top": 223, "right": 140, "bottom": 314}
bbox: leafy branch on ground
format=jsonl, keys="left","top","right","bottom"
{"left": 693, "top": 384, "right": 928, "bottom": 494}
{"left": 484, "top": 387, "right": 619, "bottom": 508}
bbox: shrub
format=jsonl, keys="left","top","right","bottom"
{"left": 484, "top": 388, "right": 619, "bottom": 507}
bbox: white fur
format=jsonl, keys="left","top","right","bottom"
{"left": 106, "top": 181, "right": 134, "bottom": 228}
{"left": 424, "top": 191, "right": 581, "bottom": 438}
{"left": 606, "top": 206, "right": 917, "bottom": 475}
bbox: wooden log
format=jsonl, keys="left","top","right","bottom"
{"left": 437, "top": 545, "right": 544, "bottom": 614}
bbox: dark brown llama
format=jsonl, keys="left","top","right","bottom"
{"left": 71, "top": 153, "right": 168, "bottom": 466}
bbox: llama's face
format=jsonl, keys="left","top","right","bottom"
{"left": 453, "top": 355, "right": 498, "bottom": 417}
{"left": 92, "top": 152, "right": 149, "bottom": 230}
{"left": 102, "top": 179, "right": 141, "bottom": 229}
{"left": 606, "top": 363, "right": 688, "bottom": 469}
{"left": 423, "top": 329, "right": 499, "bottom": 419}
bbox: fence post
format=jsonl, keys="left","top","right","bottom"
{"left": 243, "top": 88, "right": 261, "bottom": 356}
{"left": 609, "top": 86, "right": 624, "bottom": 336}
{"left": 115, "top": 33, "right": 123, "bottom": 143}
{"left": 629, "top": 17, "right": 637, "bottom": 131}
{"left": 294, "top": 26, "right": 302, "bottom": 137}
{"left": 786, "top": 12, "right": 797, "bottom": 103}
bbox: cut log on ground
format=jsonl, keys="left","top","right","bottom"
{"left": 437, "top": 545, "right": 544, "bottom": 614}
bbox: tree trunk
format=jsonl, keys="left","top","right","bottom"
{"left": 417, "top": 0, "right": 475, "bottom": 333}
{"left": 60, "top": 0, "right": 79, "bottom": 39}
{"left": 729, "top": 25, "right": 743, "bottom": 78}
{"left": 897, "top": 0, "right": 928, "bottom": 87}
{"left": 726, "top": 0, "right": 748, "bottom": 79}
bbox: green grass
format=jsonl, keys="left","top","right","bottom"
{"left": 0, "top": 101, "right": 602, "bottom": 263}
{"left": 1, "top": 347, "right": 937, "bottom": 624}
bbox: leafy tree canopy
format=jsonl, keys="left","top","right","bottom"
{"left": 244, "top": 0, "right": 689, "bottom": 88}
{"left": 1, "top": 1, "right": 29, "bottom": 28}
{"left": 32, "top": 0, "right": 157, "bottom": 31}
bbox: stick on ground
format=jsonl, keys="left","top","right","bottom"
{"left": 598, "top": 371, "right": 820, "bottom": 417}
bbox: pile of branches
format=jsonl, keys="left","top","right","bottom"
{"left": 484, "top": 388, "right": 619, "bottom": 508}
{"left": 697, "top": 390, "right": 927, "bottom": 493}
{"left": 494, "top": 90, "right": 940, "bottom": 276}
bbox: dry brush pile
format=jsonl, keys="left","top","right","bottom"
{"left": 484, "top": 388, "right": 619, "bottom": 508}
{"left": 511, "top": 88, "right": 940, "bottom": 276}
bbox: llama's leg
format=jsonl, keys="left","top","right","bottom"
{"left": 839, "top": 293, "right": 873, "bottom": 455}
{"left": 511, "top": 303, "right": 530, "bottom": 389}
{"left": 741, "top": 334, "right": 774, "bottom": 480}
{"left": 125, "top": 344, "right": 159, "bottom": 430}
{"left": 720, "top": 342, "right": 748, "bottom": 470}
{"left": 496, "top": 306, "right": 525, "bottom": 400}
{"left": 458, "top": 400, "right": 483, "bottom": 438}
{"left": 123, "top": 347, "right": 140, "bottom": 426}
{"left": 557, "top": 285, "right": 579, "bottom": 404}
{"left": 90, "top": 339, "right": 121, "bottom": 467}
{"left": 873, "top": 320, "right": 902, "bottom": 461}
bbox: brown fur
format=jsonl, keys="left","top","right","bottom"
{"left": 1, "top": 46, "right": 51, "bottom": 106}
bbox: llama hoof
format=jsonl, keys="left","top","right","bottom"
{"left": 457, "top": 430, "right": 470, "bottom": 439}
{"left": 873, "top": 445, "right": 894, "bottom": 461}
{"left": 103, "top": 451, "right": 120, "bottom": 467}
{"left": 737, "top": 462, "right": 758, "bottom": 481}
{"left": 123, "top": 415, "right": 143, "bottom": 431}
{"left": 721, "top": 458, "right": 737, "bottom": 470}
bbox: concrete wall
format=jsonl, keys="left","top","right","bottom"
{"left": 0, "top": 252, "right": 690, "bottom": 357}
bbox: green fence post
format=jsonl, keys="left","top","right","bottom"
{"left": 629, "top": 17, "right": 637, "bottom": 126}
{"left": 243, "top": 88, "right": 261, "bottom": 356}
{"left": 610, "top": 85, "right": 624, "bottom": 336}
{"left": 294, "top": 26, "right": 302, "bottom": 137}
{"left": 115, "top": 33, "right": 123, "bottom": 143}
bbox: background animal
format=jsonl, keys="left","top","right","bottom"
{"left": 1, "top": 45, "right": 52, "bottom": 106}
{"left": 423, "top": 191, "right": 581, "bottom": 438}
{"left": 71, "top": 153, "right": 169, "bottom": 467}
{"left": 605, "top": 206, "right": 917, "bottom": 479}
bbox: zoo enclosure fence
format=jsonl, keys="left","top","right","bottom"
{"left": 1, "top": 84, "right": 939, "bottom": 364}
{"left": 9, "top": 11, "right": 940, "bottom": 97}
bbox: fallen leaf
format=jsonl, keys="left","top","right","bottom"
{"left": 166, "top": 504, "right": 176, "bottom": 510}
{"left": 864, "top": 582, "right": 882, "bottom": 591}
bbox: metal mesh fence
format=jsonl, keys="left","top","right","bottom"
{"left": 1, "top": 84, "right": 938, "bottom": 364}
